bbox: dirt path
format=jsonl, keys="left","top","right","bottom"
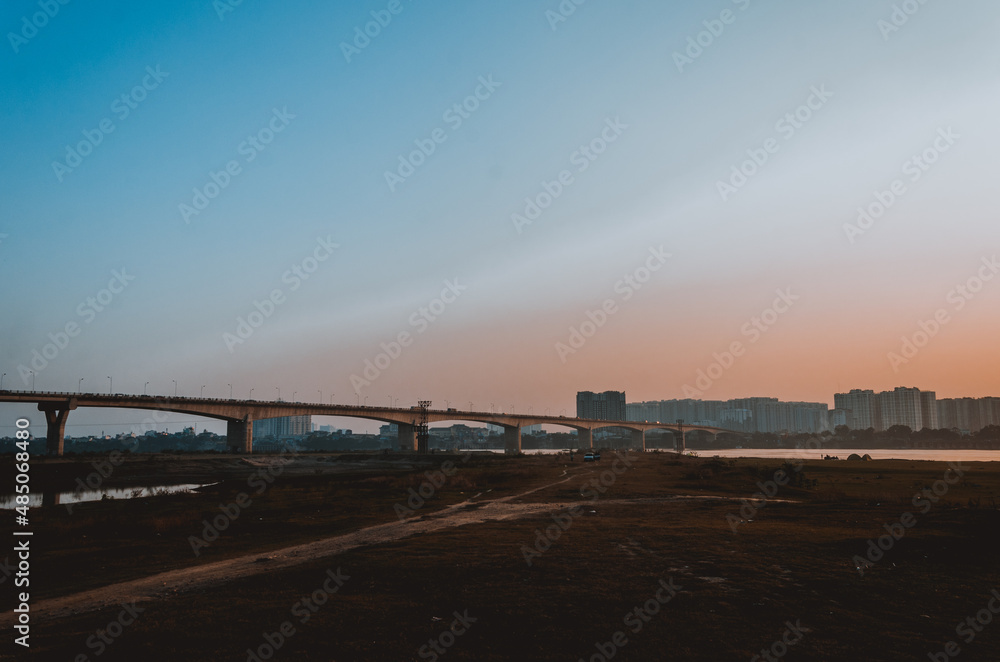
{"left": 4, "top": 470, "right": 784, "bottom": 625}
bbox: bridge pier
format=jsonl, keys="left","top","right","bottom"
{"left": 631, "top": 429, "right": 645, "bottom": 452}
{"left": 227, "top": 417, "right": 253, "bottom": 454}
{"left": 39, "top": 402, "right": 75, "bottom": 456}
{"left": 397, "top": 423, "right": 418, "bottom": 452}
{"left": 503, "top": 426, "right": 521, "bottom": 455}
{"left": 577, "top": 428, "right": 593, "bottom": 450}
{"left": 675, "top": 427, "right": 686, "bottom": 454}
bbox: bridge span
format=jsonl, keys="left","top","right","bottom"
{"left": 0, "top": 391, "right": 733, "bottom": 455}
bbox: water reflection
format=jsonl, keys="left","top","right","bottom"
{"left": 0, "top": 483, "right": 212, "bottom": 509}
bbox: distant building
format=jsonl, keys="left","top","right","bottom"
{"left": 937, "top": 396, "right": 1000, "bottom": 433}
{"left": 627, "top": 397, "right": 829, "bottom": 434}
{"left": 834, "top": 389, "right": 880, "bottom": 431}
{"left": 577, "top": 391, "right": 626, "bottom": 421}
{"left": 253, "top": 415, "right": 311, "bottom": 439}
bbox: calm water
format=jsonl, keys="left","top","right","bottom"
{"left": 523, "top": 448, "right": 1000, "bottom": 462}
{"left": 0, "top": 483, "right": 212, "bottom": 509}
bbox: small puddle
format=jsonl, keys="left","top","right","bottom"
{"left": 0, "top": 483, "right": 214, "bottom": 509}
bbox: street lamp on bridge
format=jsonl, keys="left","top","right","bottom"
{"left": 275, "top": 387, "right": 281, "bottom": 401}
{"left": 107, "top": 376, "right": 112, "bottom": 394}
{"left": 1, "top": 373, "right": 5, "bottom": 391}
{"left": 201, "top": 385, "right": 206, "bottom": 397}
{"left": 249, "top": 388, "right": 254, "bottom": 399}
{"left": 228, "top": 383, "right": 233, "bottom": 399}
{"left": 172, "top": 380, "right": 177, "bottom": 397}
{"left": 79, "top": 378, "right": 84, "bottom": 393}
{"left": 144, "top": 381, "right": 149, "bottom": 395}
{"left": 30, "top": 371, "right": 34, "bottom": 391}
{"left": 317, "top": 390, "right": 322, "bottom": 404}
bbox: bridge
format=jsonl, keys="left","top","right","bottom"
{"left": 0, "top": 390, "right": 734, "bottom": 456}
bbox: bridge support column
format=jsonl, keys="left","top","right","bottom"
{"left": 631, "top": 429, "right": 645, "bottom": 452}
{"left": 227, "top": 418, "right": 253, "bottom": 454}
{"left": 398, "top": 423, "right": 418, "bottom": 452}
{"left": 39, "top": 403, "right": 74, "bottom": 456}
{"left": 503, "top": 426, "right": 521, "bottom": 455}
{"left": 577, "top": 428, "right": 593, "bottom": 450}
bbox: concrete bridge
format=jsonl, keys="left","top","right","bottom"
{"left": 0, "top": 390, "right": 734, "bottom": 455}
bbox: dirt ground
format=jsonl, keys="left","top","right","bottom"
{"left": 2, "top": 451, "right": 999, "bottom": 661}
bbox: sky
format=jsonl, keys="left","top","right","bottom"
{"left": 1, "top": 0, "right": 999, "bottom": 435}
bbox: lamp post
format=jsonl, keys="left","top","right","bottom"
{"left": 318, "top": 390, "right": 322, "bottom": 404}
{"left": 490, "top": 403, "right": 495, "bottom": 414}
{"left": 1, "top": 373, "right": 6, "bottom": 391}
{"left": 250, "top": 388, "right": 254, "bottom": 399}
{"left": 79, "top": 378, "right": 85, "bottom": 393}
{"left": 172, "top": 380, "right": 177, "bottom": 397}
{"left": 30, "top": 371, "right": 34, "bottom": 391}
{"left": 468, "top": 401, "right": 473, "bottom": 411}
{"left": 275, "top": 387, "right": 281, "bottom": 401}
{"left": 386, "top": 395, "right": 392, "bottom": 407}
{"left": 201, "top": 385, "right": 206, "bottom": 397}
{"left": 364, "top": 395, "right": 369, "bottom": 406}
{"left": 144, "top": 381, "right": 149, "bottom": 395}
{"left": 330, "top": 393, "right": 335, "bottom": 405}
{"left": 228, "top": 383, "right": 233, "bottom": 399}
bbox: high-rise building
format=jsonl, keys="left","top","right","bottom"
{"left": 834, "top": 389, "right": 880, "bottom": 431}
{"left": 625, "top": 397, "right": 829, "bottom": 434}
{"left": 577, "top": 391, "right": 626, "bottom": 421}
{"left": 937, "top": 396, "right": 1000, "bottom": 433}
{"left": 253, "top": 415, "right": 311, "bottom": 439}
{"left": 877, "top": 387, "right": 923, "bottom": 431}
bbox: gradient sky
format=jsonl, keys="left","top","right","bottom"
{"left": 2, "top": 0, "right": 999, "bottom": 435}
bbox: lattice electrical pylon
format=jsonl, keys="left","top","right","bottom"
{"left": 416, "top": 400, "right": 432, "bottom": 453}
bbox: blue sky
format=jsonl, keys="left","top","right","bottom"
{"left": 2, "top": 0, "right": 999, "bottom": 434}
